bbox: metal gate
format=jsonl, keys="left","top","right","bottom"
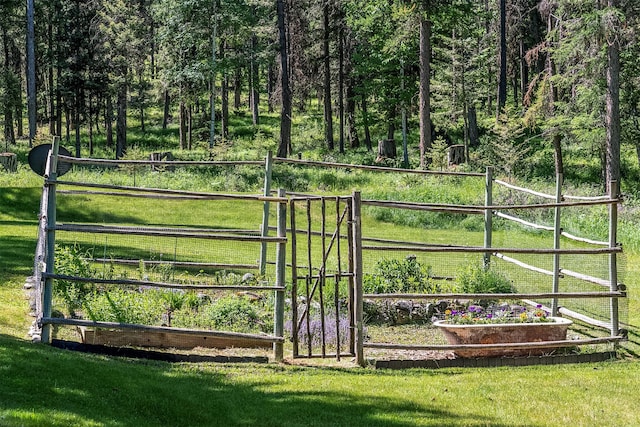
{"left": 288, "top": 195, "right": 355, "bottom": 359}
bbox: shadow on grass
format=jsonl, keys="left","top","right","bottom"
{"left": 0, "top": 235, "right": 37, "bottom": 278}
{"left": 0, "top": 334, "right": 521, "bottom": 427}
{"left": 0, "top": 187, "right": 141, "bottom": 225}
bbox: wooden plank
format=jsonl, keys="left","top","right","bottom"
{"left": 79, "top": 327, "right": 273, "bottom": 350}
{"left": 52, "top": 179, "right": 288, "bottom": 203}
{"left": 44, "top": 317, "right": 283, "bottom": 345}
{"left": 43, "top": 273, "right": 285, "bottom": 291}
{"left": 362, "top": 244, "right": 622, "bottom": 255}
{"left": 59, "top": 154, "right": 264, "bottom": 167}
{"left": 273, "top": 156, "right": 485, "bottom": 177}
{"left": 363, "top": 336, "right": 624, "bottom": 351}
{"left": 54, "top": 223, "right": 287, "bottom": 243}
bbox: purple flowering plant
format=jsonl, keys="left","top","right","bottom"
{"left": 443, "top": 303, "right": 551, "bottom": 325}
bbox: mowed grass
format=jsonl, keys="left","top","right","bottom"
{"left": 1, "top": 159, "right": 640, "bottom": 426}
{"left": 1, "top": 333, "right": 639, "bottom": 427}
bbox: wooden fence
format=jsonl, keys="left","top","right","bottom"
{"left": 32, "top": 143, "right": 627, "bottom": 366}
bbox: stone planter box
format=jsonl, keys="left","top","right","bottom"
{"left": 434, "top": 317, "right": 572, "bottom": 358}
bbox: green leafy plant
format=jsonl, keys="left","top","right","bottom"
{"left": 53, "top": 244, "right": 96, "bottom": 317}
{"left": 443, "top": 303, "right": 551, "bottom": 324}
{"left": 455, "top": 262, "right": 515, "bottom": 294}
{"left": 201, "top": 295, "right": 269, "bottom": 333}
{"left": 363, "top": 257, "right": 439, "bottom": 294}
{"left": 83, "top": 288, "right": 166, "bottom": 325}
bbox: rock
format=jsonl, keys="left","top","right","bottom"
{"left": 241, "top": 273, "right": 256, "bottom": 283}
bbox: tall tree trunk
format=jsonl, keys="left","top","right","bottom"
{"left": 209, "top": 1, "right": 218, "bottom": 149}
{"left": 496, "top": 0, "right": 507, "bottom": 116}
{"left": 323, "top": 2, "right": 334, "bottom": 151}
{"left": 116, "top": 84, "right": 127, "bottom": 159}
{"left": 338, "top": 18, "right": 345, "bottom": 154}
{"left": 179, "top": 100, "right": 187, "bottom": 150}
{"left": 386, "top": 105, "right": 396, "bottom": 141}
{"left": 26, "top": 0, "right": 36, "bottom": 146}
{"left": 468, "top": 105, "right": 479, "bottom": 147}
{"left": 234, "top": 67, "right": 242, "bottom": 110}
{"left": 221, "top": 38, "right": 229, "bottom": 139}
{"left": 105, "top": 94, "right": 114, "bottom": 148}
{"left": 361, "top": 96, "right": 371, "bottom": 151}
{"left": 75, "top": 90, "right": 81, "bottom": 157}
{"left": 345, "top": 45, "right": 359, "bottom": 149}
{"left": 605, "top": 0, "right": 621, "bottom": 190}
{"left": 162, "top": 90, "right": 170, "bottom": 130}
{"left": 546, "top": 9, "right": 564, "bottom": 176}
{"left": 419, "top": 0, "right": 432, "bottom": 168}
{"left": 276, "top": 0, "right": 292, "bottom": 158}
{"left": 519, "top": 38, "right": 528, "bottom": 106}
{"left": 89, "top": 94, "right": 94, "bottom": 156}
{"left": 138, "top": 71, "right": 145, "bottom": 132}
{"left": 250, "top": 32, "right": 260, "bottom": 126}
{"left": 48, "top": 20, "right": 56, "bottom": 136}
{"left": 1, "top": 28, "right": 15, "bottom": 145}
{"left": 267, "top": 64, "right": 275, "bottom": 113}
{"left": 188, "top": 104, "right": 193, "bottom": 150}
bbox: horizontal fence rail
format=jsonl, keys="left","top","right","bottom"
{"left": 41, "top": 317, "right": 284, "bottom": 344}
{"left": 42, "top": 273, "right": 285, "bottom": 291}
{"left": 91, "top": 258, "right": 259, "bottom": 271}
{"left": 362, "top": 244, "right": 622, "bottom": 255}
{"left": 54, "top": 223, "right": 287, "bottom": 243}
{"left": 364, "top": 336, "right": 625, "bottom": 352}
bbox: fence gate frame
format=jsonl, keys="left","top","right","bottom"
{"left": 288, "top": 194, "right": 356, "bottom": 360}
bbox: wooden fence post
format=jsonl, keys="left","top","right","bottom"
{"left": 483, "top": 167, "right": 493, "bottom": 268}
{"left": 260, "top": 151, "right": 273, "bottom": 275}
{"left": 347, "top": 197, "right": 355, "bottom": 356}
{"left": 42, "top": 137, "right": 60, "bottom": 344}
{"left": 352, "top": 191, "right": 364, "bottom": 366}
{"left": 609, "top": 180, "right": 619, "bottom": 337}
{"left": 551, "top": 174, "right": 563, "bottom": 315}
{"left": 273, "top": 188, "right": 287, "bottom": 362}
{"left": 290, "top": 199, "right": 299, "bottom": 358}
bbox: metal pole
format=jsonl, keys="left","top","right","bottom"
{"left": 352, "top": 191, "right": 364, "bottom": 366}
{"left": 551, "top": 173, "right": 563, "bottom": 315}
{"left": 273, "top": 188, "right": 287, "bottom": 362}
{"left": 42, "top": 137, "right": 61, "bottom": 343}
{"left": 259, "top": 151, "right": 273, "bottom": 275}
{"left": 609, "top": 180, "right": 619, "bottom": 336}
{"left": 483, "top": 167, "right": 493, "bottom": 268}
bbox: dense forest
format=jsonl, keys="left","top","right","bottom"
{"left": 1, "top": 0, "right": 639, "bottom": 191}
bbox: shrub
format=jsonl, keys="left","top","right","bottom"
{"left": 83, "top": 288, "right": 166, "bottom": 325}
{"left": 455, "top": 262, "right": 515, "bottom": 294}
{"left": 363, "top": 257, "right": 439, "bottom": 294}
{"left": 200, "top": 295, "right": 270, "bottom": 333}
{"left": 53, "top": 244, "right": 95, "bottom": 317}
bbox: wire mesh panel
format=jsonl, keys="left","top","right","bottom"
{"left": 354, "top": 173, "right": 626, "bottom": 364}
{"left": 41, "top": 159, "right": 287, "bottom": 359}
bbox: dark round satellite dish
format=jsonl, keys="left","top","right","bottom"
{"left": 28, "top": 144, "right": 73, "bottom": 177}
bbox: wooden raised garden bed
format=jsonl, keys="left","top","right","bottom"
{"left": 78, "top": 326, "right": 273, "bottom": 350}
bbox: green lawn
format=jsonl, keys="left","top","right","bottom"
{"left": 1, "top": 164, "right": 639, "bottom": 426}
{"left": 1, "top": 333, "right": 639, "bottom": 427}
